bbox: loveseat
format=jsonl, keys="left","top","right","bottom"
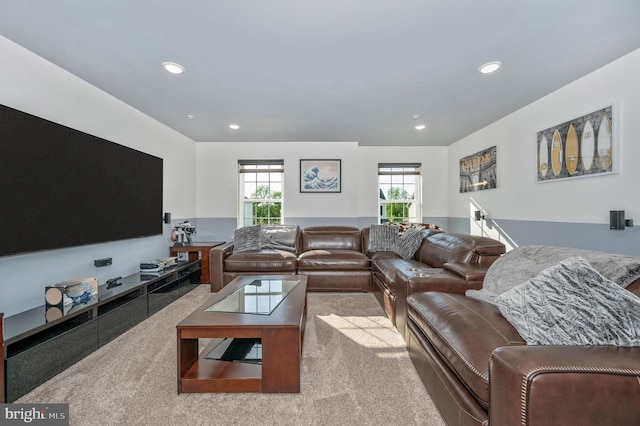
{"left": 210, "top": 225, "right": 370, "bottom": 292}
{"left": 406, "top": 245, "right": 640, "bottom": 426}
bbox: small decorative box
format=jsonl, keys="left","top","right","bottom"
{"left": 45, "top": 277, "right": 98, "bottom": 321}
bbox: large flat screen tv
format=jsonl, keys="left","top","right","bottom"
{"left": 0, "top": 104, "right": 163, "bottom": 257}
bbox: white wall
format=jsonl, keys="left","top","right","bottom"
{"left": 448, "top": 48, "right": 640, "bottom": 251}
{"left": 197, "top": 141, "right": 360, "bottom": 221}
{"left": 0, "top": 36, "right": 198, "bottom": 316}
{"left": 356, "top": 146, "right": 449, "bottom": 221}
{"left": 196, "top": 142, "right": 449, "bottom": 234}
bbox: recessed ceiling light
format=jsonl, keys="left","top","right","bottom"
{"left": 229, "top": 124, "right": 240, "bottom": 130}
{"left": 415, "top": 124, "right": 426, "bottom": 130}
{"left": 479, "top": 61, "right": 501, "bottom": 74}
{"left": 162, "top": 61, "right": 185, "bottom": 74}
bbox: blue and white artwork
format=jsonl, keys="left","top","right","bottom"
{"left": 300, "top": 159, "right": 341, "bottom": 193}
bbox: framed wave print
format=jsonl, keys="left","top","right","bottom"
{"left": 536, "top": 105, "right": 617, "bottom": 183}
{"left": 300, "top": 159, "right": 341, "bottom": 193}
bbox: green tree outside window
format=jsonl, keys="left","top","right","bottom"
{"left": 250, "top": 185, "right": 282, "bottom": 224}
{"left": 385, "top": 187, "right": 412, "bottom": 222}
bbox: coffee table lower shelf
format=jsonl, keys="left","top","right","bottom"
{"left": 179, "top": 339, "right": 262, "bottom": 393}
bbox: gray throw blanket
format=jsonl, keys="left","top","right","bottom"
{"left": 494, "top": 256, "right": 640, "bottom": 346}
{"left": 466, "top": 245, "right": 640, "bottom": 304}
{"left": 260, "top": 224, "right": 299, "bottom": 252}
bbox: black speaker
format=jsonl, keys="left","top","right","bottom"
{"left": 163, "top": 212, "right": 171, "bottom": 224}
{"left": 474, "top": 210, "right": 482, "bottom": 221}
{"left": 610, "top": 210, "right": 625, "bottom": 230}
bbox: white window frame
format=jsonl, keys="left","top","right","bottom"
{"left": 238, "top": 160, "right": 284, "bottom": 228}
{"left": 378, "top": 163, "right": 422, "bottom": 224}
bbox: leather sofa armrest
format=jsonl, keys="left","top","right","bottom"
{"left": 442, "top": 262, "right": 487, "bottom": 281}
{"left": 209, "top": 242, "right": 235, "bottom": 291}
{"left": 489, "top": 345, "right": 640, "bottom": 426}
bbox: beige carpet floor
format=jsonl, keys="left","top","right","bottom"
{"left": 17, "top": 285, "right": 446, "bottom": 426}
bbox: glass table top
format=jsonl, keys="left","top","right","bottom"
{"left": 205, "top": 278, "right": 300, "bottom": 315}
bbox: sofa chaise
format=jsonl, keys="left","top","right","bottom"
{"left": 364, "top": 227, "right": 506, "bottom": 340}
{"left": 407, "top": 245, "right": 640, "bottom": 426}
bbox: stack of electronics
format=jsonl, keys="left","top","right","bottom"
{"left": 139, "top": 257, "right": 178, "bottom": 273}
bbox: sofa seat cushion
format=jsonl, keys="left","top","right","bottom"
{"left": 407, "top": 292, "right": 525, "bottom": 408}
{"left": 397, "top": 267, "right": 482, "bottom": 295}
{"left": 369, "top": 251, "right": 401, "bottom": 261}
{"left": 224, "top": 250, "right": 298, "bottom": 272}
{"left": 297, "top": 250, "right": 370, "bottom": 271}
{"left": 372, "top": 258, "right": 420, "bottom": 290}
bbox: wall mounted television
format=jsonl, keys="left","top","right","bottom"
{"left": 0, "top": 104, "right": 163, "bottom": 257}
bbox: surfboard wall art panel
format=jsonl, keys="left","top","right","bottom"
{"left": 535, "top": 105, "right": 617, "bottom": 183}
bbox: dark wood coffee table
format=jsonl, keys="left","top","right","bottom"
{"left": 176, "top": 275, "right": 307, "bottom": 393}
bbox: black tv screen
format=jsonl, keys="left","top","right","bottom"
{"left": 0, "top": 104, "right": 163, "bottom": 257}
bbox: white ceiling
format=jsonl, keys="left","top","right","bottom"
{"left": 1, "top": 1, "right": 639, "bottom": 146}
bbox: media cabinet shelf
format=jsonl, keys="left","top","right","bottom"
{"left": 3, "top": 260, "right": 201, "bottom": 402}
{"left": 1, "top": 313, "right": 4, "bottom": 403}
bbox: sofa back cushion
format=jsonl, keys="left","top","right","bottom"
{"left": 417, "top": 232, "right": 505, "bottom": 268}
{"left": 301, "top": 226, "right": 362, "bottom": 252}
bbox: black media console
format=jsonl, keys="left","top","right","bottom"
{"left": 2, "top": 260, "right": 201, "bottom": 402}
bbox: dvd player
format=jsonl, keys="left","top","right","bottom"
{"left": 139, "top": 256, "right": 178, "bottom": 272}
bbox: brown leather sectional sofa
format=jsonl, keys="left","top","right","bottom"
{"left": 210, "top": 225, "right": 640, "bottom": 425}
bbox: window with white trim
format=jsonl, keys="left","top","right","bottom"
{"left": 378, "top": 163, "right": 421, "bottom": 224}
{"left": 238, "top": 160, "right": 284, "bottom": 227}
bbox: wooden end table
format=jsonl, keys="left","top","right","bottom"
{"left": 176, "top": 275, "right": 307, "bottom": 393}
{"left": 169, "top": 241, "right": 224, "bottom": 284}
